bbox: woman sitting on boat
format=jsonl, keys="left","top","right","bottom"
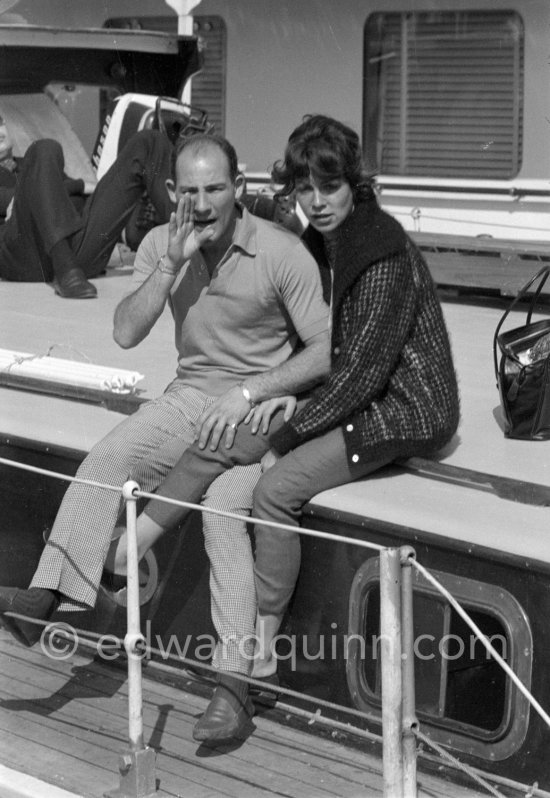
{"left": 103, "top": 113, "right": 461, "bottom": 742}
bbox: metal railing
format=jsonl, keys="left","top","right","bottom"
{"left": 1, "top": 455, "right": 550, "bottom": 798}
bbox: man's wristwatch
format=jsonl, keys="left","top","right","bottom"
{"left": 240, "top": 383, "right": 257, "bottom": 408}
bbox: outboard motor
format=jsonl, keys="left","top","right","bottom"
{"left": 92, "top": 92, "right": 212, "bottom": 178}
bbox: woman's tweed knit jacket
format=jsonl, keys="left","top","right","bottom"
{"left": 269, "top": 194, "right": 460, "bottom": 466}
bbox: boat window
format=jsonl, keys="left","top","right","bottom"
{"left": 363, "top": 10, "right": 524, "bottom": 179}
{"left": 347, "top": 561, "right": 532, "bottom": 760}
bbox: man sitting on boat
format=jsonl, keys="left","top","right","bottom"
{"left": 99, "top": 114, "right": 460, "bottom": 743}
{"left": 0, "top": 115, "right": 175, "bottom": 298}
{"left": 0, "top": 130, "right": 330, "bottom": 740}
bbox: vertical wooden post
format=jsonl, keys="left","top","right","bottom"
{"left": 400, "top": 547, "right": 418, "bottom": 798}
{"left": 379, "top": 547, "right": 403, "bottom": 798}
{"left": 163, "top": 0, "right": 203, "bottom": 103}
{"left": 105, "top": 481, "right": 157, "bottom": 798}
{"left": 123, "top": 480, "right": 146, "bottom": 752}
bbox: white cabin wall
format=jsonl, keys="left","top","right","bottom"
{"left": 3, "top": 1, "right": 177, "bottom": 27}
{"left": 7, "top": 0, "right": 550, "bottom": 179}
{"left": 192, "top": 0, "right": 367, "bottom": 173}
{"left": 195, "top": 0, "right": 550, "bottom": 179}
{"left": 521, "top": 6, "right": 550, "bottom": 180}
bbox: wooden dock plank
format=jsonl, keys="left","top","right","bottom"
{"left": 0, "top": 648, "right": 370, "bottom": 796}
{"left": 0, "top": 636, "right": 489, "bottom": 798}
{"left": 0, "top": 637, "right": 382, "bottom": 798}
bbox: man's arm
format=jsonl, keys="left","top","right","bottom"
{"left": 195, "top": 327, "right": 330, "bottom": 451}
{"left": 113, "top": 264, "right": 176, "bottom": 348}
{"left": 114, "top": 195, "right": 212, "bottom": 348}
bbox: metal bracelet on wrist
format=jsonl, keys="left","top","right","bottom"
{"left": 156, "top": 254, "right": 178, "bottom": 276}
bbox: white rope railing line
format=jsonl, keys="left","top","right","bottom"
{"left": 0, "top": 455, "right": 123, "bottom": 495}
{"left": 4, "top": 457, "right": 550, "bottom": 798}
{"left": 414, "top": 728, "right": 505, "bottom": 798}
{"left": 4, "top": 609, "right": 381, "bottom": 726}
{"left": 0, "top": 455, "right": 386, "bottom": 553}
{"left": 134, "top": 487, "right": 386, "bottom": 552}
{"left": 3, "top": 455, "right": 547, "bottom": 698}
{"left": 411, "top": 558, "right": 550, "bottom": 731}
{"left": 38, "top": 629, "right": 386, "bottom": 746}
{"left": 408, "top": 213, "right": 550, "bottom": 235}
{"left": 6, "top": 612, "right": 547, "bottom": 798}
{"left": 419, "top": 750, "right": 550, "bottom": 798}
{"left": 139, "top": 643, "right": 383, "bottom": 725}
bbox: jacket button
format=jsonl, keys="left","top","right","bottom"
{"left": 346, "top": 423, "right": 354, "bottom": 432}
{"left": 333, "top": 346, "right": 340, "bottom": 355}
{"left": 352, "top": 454, "right": 359, "bottom": 463}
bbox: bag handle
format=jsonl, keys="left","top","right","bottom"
{"left": 493, "top": 265, "right": 550, "bottom": 381}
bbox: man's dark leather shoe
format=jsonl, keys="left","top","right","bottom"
{"left": 193, "top": 672, "right": 254, "bottom": 742}
{"left": 0, "top": 587, "right": 58, "bottom": 647}
{"left": 53, "top": 267, "right": 97, "bottom": 299}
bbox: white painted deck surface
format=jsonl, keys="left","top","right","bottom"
{"left": 309, "top": 296, "right": 550, "bottom": 566}
{"left": 1, "top": 265, "right": 549, "bottom": 563}
{"left": 1, "top": 262, "right": 549, "bottom": 797}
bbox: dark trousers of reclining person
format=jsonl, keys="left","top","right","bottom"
{"left": 0, "top": 131, "right": 173, "bottom": 297}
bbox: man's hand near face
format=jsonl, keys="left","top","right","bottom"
{"left": 164, "top": 194, "right": 215, "bottom": 274}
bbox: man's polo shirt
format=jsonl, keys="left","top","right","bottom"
{"left": 132, "top": 205, "right": 329, "bottom": 396}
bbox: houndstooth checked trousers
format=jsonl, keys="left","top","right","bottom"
{"left": 30, "top": 380, "right": 260, "bottom": 673}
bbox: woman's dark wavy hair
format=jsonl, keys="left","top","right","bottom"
{"left": 271, "top": 114, "right": 375, "bottom": 200}
{"left": 171, "top": 132, "right": 239, "bottom": 182}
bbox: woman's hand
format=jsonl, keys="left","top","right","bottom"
{"left": 244, "top": 395, "right": 297, "bottom": 434}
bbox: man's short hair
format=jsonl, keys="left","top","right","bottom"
{"left": 171, "top": 133, "right": 239, "bottom": 183}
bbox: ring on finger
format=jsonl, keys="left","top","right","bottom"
{"left": 228, "top": 422, "right": 237, "bottom": 430}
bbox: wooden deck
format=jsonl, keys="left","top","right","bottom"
{"left": 0, "top": 634, "right": 487, "bottom": 798}
{"left": 1, "top": 265, "right": 548, "bottom": 565}
{"left": 413, "top": 232, "right": 549, "bottom": 298}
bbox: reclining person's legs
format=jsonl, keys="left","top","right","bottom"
{"left": 0, "top": 132, "right": 173, "bottom": 295}
{"left": 72, "top": 130, "right": 173, "bottom": 278}
{"left": 0, "top": 139, "right": 86, "bottom": 284}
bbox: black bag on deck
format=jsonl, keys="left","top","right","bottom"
{"left": 493, "top": 265, "right": 550, "bottom": 440}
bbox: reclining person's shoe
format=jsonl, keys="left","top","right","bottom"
{"left": 53, "top": 267, "right": 97, "bottom": 299}
{"left": 193, "top": 672, "right": 254, "bottom": 743}
{"left": 0, "top": 587, "right": 58, "bottom": 647}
